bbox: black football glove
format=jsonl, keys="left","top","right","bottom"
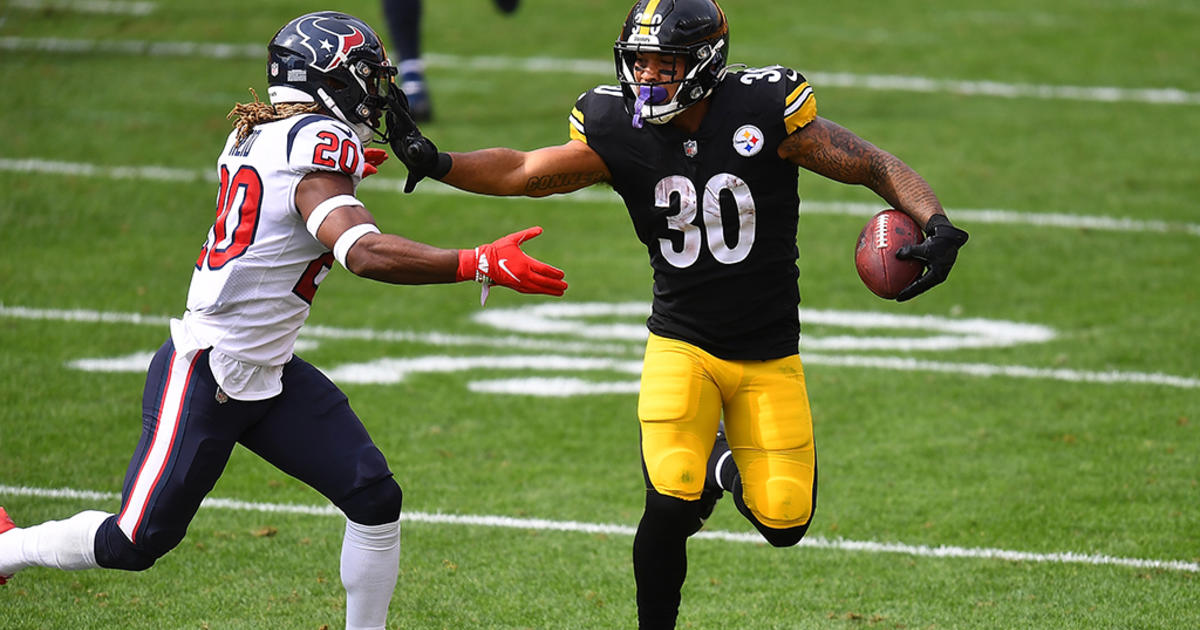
{"left": 390, "top": 129, "right": 441, "bottom": 193}
{"left": 895, "top": 214, "right": 969, "bottom": 302}
{"left": 383, "top": 85, "right": 447, "bottom": 193}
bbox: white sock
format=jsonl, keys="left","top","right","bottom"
{"left": 340, "top": 518, "right": 401, "bottom": 630}
{"left": 398, "top": 59, "right": 425, "bottom": 77}
{"left": 0, "top": 510, "right": 109, "bottom": 576}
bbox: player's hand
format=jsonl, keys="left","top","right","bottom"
{"left": 383, "top": 84, "right": 446, "bottom": 193}
{"left": 895, "top": 214, "right": 969, "bottom": 302}
{"left": 392, "top": 132, "right": 442, "bottom": 193}
{"left": 362, "top": 148, "right": 389, "bottom": 178}
{"left": 457, "top": 226, "right": 568, "bottom": 305}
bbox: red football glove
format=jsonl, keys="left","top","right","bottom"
{"left": 362, "top": 148, "right": 389, "bottom": 177}
{"left": 457, "top": 226, "right": 567, "bottom": 305}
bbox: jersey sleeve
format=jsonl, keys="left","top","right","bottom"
{"left": 286, "top": 115, "right": 367, "bottom": 182}
{"left": 567, "top": 85, "right": 626, "bottom": 145}
{"left": 781, "top": 68, "right": 817, "bottom": 134}
{"left": 568, "top": 90, "right": 591, "bottom": 144}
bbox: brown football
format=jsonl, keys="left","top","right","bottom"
{"left": 855, "top": 209, "right": 925, "bottom": 299}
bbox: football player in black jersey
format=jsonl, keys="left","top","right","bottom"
{"left": 392, "top": 0, "right": 968, "bottom": 627}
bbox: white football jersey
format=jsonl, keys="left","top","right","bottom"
{"left": 179, "top": 113, "right": 367, "bottom": 371}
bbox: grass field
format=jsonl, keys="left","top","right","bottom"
{"left": 1, "top": 0, "right": 1198, "bottom": 628}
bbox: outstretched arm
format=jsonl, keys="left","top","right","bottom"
{"left": 440, "top": 140, "right": 611, "bottom": 197}
{"left": 297, "top": 171, "right": 457, "bottom": 284}
{"left": 295, "top": 171, "right": 566, "bottom": 299}
{"left": 780, "top": 117, "right": 968, "bottom": 301}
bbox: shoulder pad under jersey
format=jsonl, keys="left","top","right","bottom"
{"left": 730, "top": 65, "right": 817, "bottom": 134}
{"left": 284, "top": 114, "right": 367, "bottom": 180}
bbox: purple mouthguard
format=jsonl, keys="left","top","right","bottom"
{"left": 631, "top": 86, "right": 670, "bottom": 128}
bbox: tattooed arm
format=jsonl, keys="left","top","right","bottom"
{"left": 782, "top": 117, "right": 969, "bottom": 300}
{"left": 778, "top": 117, "right": 945, "bottom": 228}
{"left": 440, "top": 140, "right": 612, "bottom": 198}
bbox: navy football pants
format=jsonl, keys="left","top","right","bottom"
{"left": 94, "top": 338, "right": 398, "bottom": 570}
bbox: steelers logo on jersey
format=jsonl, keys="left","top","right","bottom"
{"left": 733, "top": 124, "right": 764, "bottom": 157}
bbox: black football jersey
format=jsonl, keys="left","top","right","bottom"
{"left": 569, "top": 67, "right": 818, "bottom": 360}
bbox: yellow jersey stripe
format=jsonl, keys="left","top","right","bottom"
{"left": 568, "top": 107, "right": 587, "bottom": 143}
{"left": 784, "top": 84, "right": 817, "bottom": 134}
{"left": 785, "top": 82, "right": 811, "bottom": 111}
{"left": 639, "top": 0, "right": 663, "bottom": 35}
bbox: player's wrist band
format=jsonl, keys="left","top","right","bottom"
{"left": 431, "top": 152, "right": 453, "bottom": 180}
{"left": 923, "top": 214, "right": 968, "bottom": 243}
{"left": 306, "top": 194, "right": 363, "bottom": 238}
{"left": 923, "top": 214, "right": 951, "bottom": 235}
{"left": 455, "top": 247, "right": 479, "bottom": 282}
{"left": 333, "top": 223, "right": 381, "bottom": 268}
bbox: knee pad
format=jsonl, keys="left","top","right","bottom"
{"left": 93, "top": 517, "right": 159, "bottom": 572}
{"left": 337, "top": 476, "right": 403, "bottom": 526}
{"left": 642, "top": 441, "right": 708, "bottom": 501}
{"left": 740, "top": 452, "right": 816, "bottom": 531}
{"left": 642, "top": 489, "right": 707, "bottom": 539}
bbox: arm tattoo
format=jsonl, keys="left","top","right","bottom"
{"left": 785, "top": 119, "right": 891, "bottom": 186}
{"left": 784, "top": 118, "right": 942, "bottom": 219}
{"left": 524, "top": 170, "right": 608, "bottom": 194}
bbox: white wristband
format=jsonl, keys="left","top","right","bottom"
{"left": 306, "top": 194, "right": 363, "bottom": 239}
{"left": 333, "top": 223, "right": 381, "bottom": 268}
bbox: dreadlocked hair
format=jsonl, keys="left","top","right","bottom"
{"left": 227, "top": 88, "right": 320, "bottom": 143}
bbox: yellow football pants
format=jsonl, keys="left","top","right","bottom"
{"left": 637, "top": 332, "right": 816, "bottom": 529}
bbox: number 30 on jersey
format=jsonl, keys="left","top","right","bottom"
{"left": 655, "top": 172, "right": 755, "bottom": 267}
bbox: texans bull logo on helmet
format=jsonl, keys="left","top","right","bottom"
{"left": 291, "top": 14, "right": 368, "bottom": 73}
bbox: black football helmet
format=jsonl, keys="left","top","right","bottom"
{"left": 267, "top": 11, "right": 407, "bottom": 142}
{"left": 614, "top": 0, "right": 729, "bottom": 126}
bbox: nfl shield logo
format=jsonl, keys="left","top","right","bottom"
{"left": 683, "top": 140, "right": 698, "bottom": 158}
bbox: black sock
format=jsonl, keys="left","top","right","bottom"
{"left": 634, "top": 491, "right": 704, "bottom": 629}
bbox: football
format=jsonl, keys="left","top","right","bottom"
{"left": 855, "top": 209, "right": 925, "bottom": 299}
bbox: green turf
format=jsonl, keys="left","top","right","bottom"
{"left": 1, "top": 1, "right": 1198, "bottom": 628}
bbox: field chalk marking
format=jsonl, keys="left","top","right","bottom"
{"left": 8, "top": 0, "right": 155, "bottom": 15}
{"left": 1, "top": 484, "right": 1195, "bottom": 573}
{"left": 3, "top": 303, "right": 1197, "bottom": 390}
{"left": 1, "top": 36, "right": 1198, "bottom": 106}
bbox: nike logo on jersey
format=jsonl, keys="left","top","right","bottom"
{"left": 498, "top": 258, "right": 521, "bottom": 283}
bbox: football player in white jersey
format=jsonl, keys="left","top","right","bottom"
{"left": 0, "top": 11, "right": 565, "bottom": 630}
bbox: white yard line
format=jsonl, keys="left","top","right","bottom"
{"left": 8, "top": 0, "right": 156, "bottom": 15}
{"left": 2, "top": 158, "right": 1198, "bottom": 238}
{"left": 1, "top": 484, "right": 1195, "bottom": 573}
{"left": 1, "top": 36, "right": 1198, "bottom": 106}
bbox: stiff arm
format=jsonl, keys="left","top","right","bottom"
{"left": 440, "top": 140, "right": 612, "bottom": 197}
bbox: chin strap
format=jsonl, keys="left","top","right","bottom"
{"left": 316, "top": 87, "right": 373, "bottom": 142}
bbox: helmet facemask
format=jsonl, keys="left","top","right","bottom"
{"left": 614, "top": 39, "right": 726, "bottom": 127}
{"left": 312, "top": 57, "right": 398, "bottom": 142}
